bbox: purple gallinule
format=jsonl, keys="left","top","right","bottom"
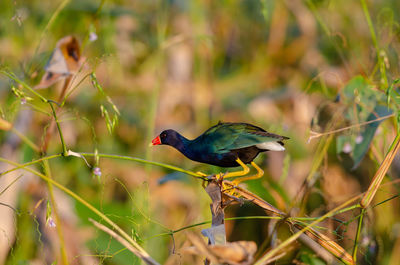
{"left": 151, "top": 122, "right": 289, "bottom": 184}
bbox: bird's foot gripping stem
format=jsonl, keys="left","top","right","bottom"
{"left": 219, "top": 158, "right": 264, "bottom": 195}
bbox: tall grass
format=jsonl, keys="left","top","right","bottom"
{"left": 1, "top": 0, "right": 400, "bottom": 264}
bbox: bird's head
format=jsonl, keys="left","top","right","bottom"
{"left": 150, "top": 129, "right": 180, "bottom": 146}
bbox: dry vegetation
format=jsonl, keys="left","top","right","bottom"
{"left": 1, "top": 0, "right": 400, "bottom": 264}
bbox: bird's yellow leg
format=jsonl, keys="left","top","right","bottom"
{"left": 220, "top": 158, "right": 250, "bottom": 195}
{"left": 197, "top": 158, "right": 249, "bottom": 181}
{"left": 231, "top": 161, "right": 264, "bottom": 185}
{"left": 222, "top": 158, "right": 250, "bottom": 179}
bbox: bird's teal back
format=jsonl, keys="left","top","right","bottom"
{"left": 195, "top": 122, "right": 285, "bottom": 153}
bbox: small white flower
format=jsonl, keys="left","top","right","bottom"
{"left": 93, "top": 167, "right": 102, "bottom": 177}
{"left": 89, "top": 32, "right": 98, "bottom": 42}
{"left": 47, "top": 217, "right": 56, "bottom": 228}
{"left": 20, "top": 98, "right": 27, "bottom": 105}
{"left": 343, "top": 142, "right": 352, "bottom": 153}
{"left": 355, "top": 135, "right": 363, "bottom": 144}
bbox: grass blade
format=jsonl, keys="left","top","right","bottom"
{"left": 360, "top": 133, "right": 400, "bottom": 208}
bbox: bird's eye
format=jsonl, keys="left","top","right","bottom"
{"left": 161, "top": 133, "right": 166, "bottom": 138}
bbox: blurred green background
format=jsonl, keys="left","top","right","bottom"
{"left": 1, "top": 0, "right": 400, "bottom": 264}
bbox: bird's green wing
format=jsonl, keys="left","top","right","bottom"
{"left": 202, "top": 123, "right": 286, "bottom": 152}
{"left": 201, "top": 123, "right": 241, "bottom": 152}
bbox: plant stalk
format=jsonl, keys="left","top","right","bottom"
{"left": 352, "top": 208, "right": 365, "bottom": 262}
{"left": 0, "top": 157, "right": 159, "bottom": 265}
{"left": 42, "top": 160, "right": 69, "bottom": 265}
{"left": 48, "top": 102, "right": 68, "bottom": 156}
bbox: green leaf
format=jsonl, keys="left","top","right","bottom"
{"left": 352, "top": 105, "right": 392, "bottom": 169}
{"left": 343, "top": 75, "right": 382, "bottom": 122}
{"left": 343, "top": 76, "right": 368, "bottom": 100}
{"left": 336, "top": 135, "right": 348, "bottom": 155}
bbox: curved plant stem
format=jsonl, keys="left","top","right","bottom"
{"left": 0, "top": 157, "right": 159, "bottom": 265}
{"left": 360, "top": 0, "right": 387, "bottom": 88}
{"left": 352, "top": 208, "right": 365, "bottom": 262}
{"left": 0, "top": 154, "right": 62, "bottom": 179}
{"left": 49, "top": 102, "right": 68, "bottom": 156}
{"left": 89, "top": 218, "right": 159, "bottom": 265}
{"left": 150, "top": 216, "right": 284, "bottom": 239}
{"left": 42, "top": 160, "right": 69, "bottom": 265}
{"left": 30, "top": 0, "right": 71, "bottom": 74}
{"left": 10, "top": 127, "right": 40, "bottom": 152}
{"left": 0, "top": 152, "right": 207, "bottom": 181}
{"left": 80, "top": 152, "right": 206, "bottom": 180}
{"left": 0, "top": 70, "right": 48, "bottom": 103}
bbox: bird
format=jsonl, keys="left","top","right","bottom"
{"left": 150, "top": 122, "right": 289, "bottom": 185}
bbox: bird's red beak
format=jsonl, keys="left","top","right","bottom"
{"left": 150, "top": 135, "right": 161, "bottom": 146}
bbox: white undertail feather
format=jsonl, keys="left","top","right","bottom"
{"left": 256, "top": 141, "right": 285, "bottom": 151}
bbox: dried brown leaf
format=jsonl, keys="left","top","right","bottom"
{"left": 211, "top": 241, "right": 257, "bottom": 264}
{"left": 222, "top": 180, "right": 285, "bottom": 216}
{"left": 185, "top": 233, "right": 257, "bottom": 265}
{"left": 360, "top": 133, "right": 400, "bottom": 208}
{"left": 35, "top": 36, "right": 82, "bottom": 89}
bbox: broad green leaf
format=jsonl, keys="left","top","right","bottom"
{"left": 343, "top": 76, "right": 368, "bottom": 100}
{"left": 352, "top": 105, "right": 392, "bottom": 169}
{"left": 343, "top": 75, "right": 383, "bottom": 122}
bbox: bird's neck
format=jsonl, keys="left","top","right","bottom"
{"left": 172, "top": 133, "right": 192, "bottom": 156}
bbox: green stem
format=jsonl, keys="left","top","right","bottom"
{"left": 360, "top": 0, "right": 387, "bottom": 88}
{"left": 0, "top": 157, "right": 159, "bottom": 264}
{"left": 360, "top": 0, "right": 378, "bottom": 52}
{"left": 42, "top": 160, "right": 69, "bottom": 265}
{"left": 150, "top": 215, "right": 284, "bottom": 239}
{"left": 305, "top": 0, "right": 351, "bottom": 73}
{"left": 29, "top": 0, "right": 71, "bottom": 74}
{"left": 81, "top": 0, "right": 106, "bottom": 50}
{"left": 0, "top": 70, "right": 48, "bottom": 103}
{"left": 0, "top": 152, "right": 206, "bottom": 182}
{"left": 289, "top": 203, "right": 360, "bottom": 222}
{"left": 10, "top": 127, "right": 40, "bottom": 152}
{"left": 49, "top": 102, "right": 68, "bottom": 156}
{"left": 0, "top": 175, "right": 22, "bottom": 197}
{"left": 0, "top": 153, "right": 62, "bottom": 179}
{"left": 149, "top": 220, "right": 212, "bottom": 239}
{"left": 80, "top": 152, "right": 206, "bottom": 179}
{"left": 60, "top": 72, "right": 91, "bottom": 107}
{"left": 352, "top": 208, "right": 365, "bottom": 262}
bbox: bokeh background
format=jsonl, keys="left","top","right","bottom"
{"left": 1, "top": 0, "right": 400, "bottom": 264}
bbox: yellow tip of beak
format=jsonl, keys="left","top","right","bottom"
{"left": 149, "top": 142, "right": 154, "bottom": 147}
